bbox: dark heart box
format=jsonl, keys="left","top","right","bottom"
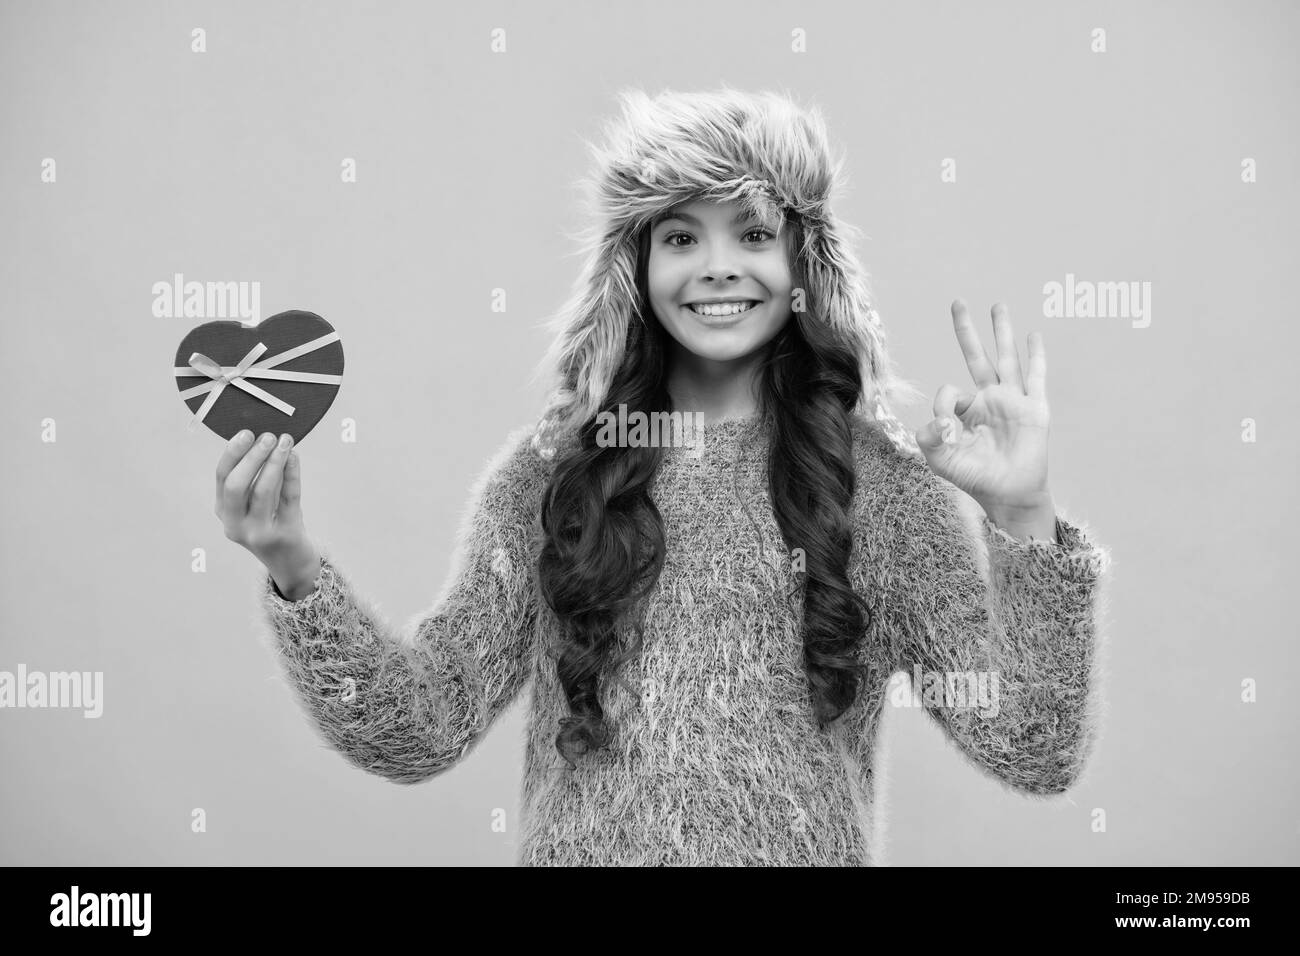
{"left": 174, "top": 309, "right": 344, "bottom": 446}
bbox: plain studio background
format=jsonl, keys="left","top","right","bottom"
{"left": 2, "top": 0, "right": 1296, "bottom": 866}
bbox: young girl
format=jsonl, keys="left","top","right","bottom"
{"left": 216, "top": 86, "right": 1111, "bottom": 866}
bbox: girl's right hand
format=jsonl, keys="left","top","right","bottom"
{"left": 215, "top": 430, "right": 321, "bottom": 596}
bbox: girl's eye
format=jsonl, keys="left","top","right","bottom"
{"left": 661, "top": 229, "right": 775, "bottom": 247}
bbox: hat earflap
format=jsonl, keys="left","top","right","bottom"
{"left": 799, "top": 212, "right": 925, "bottom": 456}
{"left": 532, "top": 227, "right": 641, "bottom": 459}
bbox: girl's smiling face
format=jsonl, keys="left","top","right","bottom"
{"left": 646, "top": 197, "right": 794, "bottom": 368}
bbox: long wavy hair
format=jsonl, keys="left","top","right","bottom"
{"left": 537, "top": 209, "right": 876, "bottom": 769}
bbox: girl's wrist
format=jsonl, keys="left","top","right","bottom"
{"left": 264, "top": 539, "right": 323, "bottom": 600}
{"left": 982, "top": 491, "right": 1058, "bottom": 542}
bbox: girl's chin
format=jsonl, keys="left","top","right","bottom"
{"left": 675, "top": 335, "right": 767, "bottom": 364}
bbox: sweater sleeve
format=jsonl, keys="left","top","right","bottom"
{"left": 256, "top": 424, "right": 550, "bottom": 784}
{"left": 874, "top": 451, "right": 1112, "bottom": 796}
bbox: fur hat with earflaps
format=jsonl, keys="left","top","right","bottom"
{"left": 530, "top": 85, "right": 925, "bottom": 460}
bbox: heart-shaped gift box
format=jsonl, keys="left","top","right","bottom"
{"left": 174, "top": 310, "right": 344, "bottom": 446}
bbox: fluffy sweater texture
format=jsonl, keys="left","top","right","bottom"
{"left": 258, "top": 412, "right": 1112, "bottom": 866}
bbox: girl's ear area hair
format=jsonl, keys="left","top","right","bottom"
{"left": 634, "top": 223, "right": 653, "bottom": 310}
{"left": 783, "top": 216, "right": 808, "bottom": 299}
{"left": 784, "top": 216, "right": 801, "bottom": 267}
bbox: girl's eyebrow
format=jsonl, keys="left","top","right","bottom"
{"left": 654, "top": 210, "right": 757, "bottom": 228}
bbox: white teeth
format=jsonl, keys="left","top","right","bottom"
{"left": 688, "top": 301, "right": 758, "bottom": 316}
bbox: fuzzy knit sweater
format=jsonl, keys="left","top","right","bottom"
{"left": 258, "top": 412, "right": 1111, "bottom": 866}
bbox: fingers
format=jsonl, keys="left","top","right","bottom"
{"left": 249, "top": 434, "right": 294, "bottom": 526}
{"left": 918, "top": 384, "right": 967, "bottom": 450}
{"left": 933, "top": 382, "right": 976, "bottom": 420}
{"left": 1026, "top": 330, "right": 1047, "bottom": 400}
{"left": 990, "top": 302, "right": 1026, "bottom": 392}
{"left": 278, "top": 449, "right": 303, "bottom": 526}
{"left": 219, "top": 432, "right": 280, "bottom": 523}
{"left": 951, "top": 299, "right": 999, "bottom": 388}
{"left": 215, "top": 431, "right": 253, "bottom": 516}
{"left": 916, "top": 415, "right": 960, "bottom": 452}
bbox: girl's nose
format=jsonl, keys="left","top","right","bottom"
{"left": 700, "top": 236, "right": 744, "bottom": 281}
{"left": 701, "top": 260, "right": 741, "bottom": 281}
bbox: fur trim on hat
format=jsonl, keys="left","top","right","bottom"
{"left": 530, "top": 84, "right": 924, "bottom": 460}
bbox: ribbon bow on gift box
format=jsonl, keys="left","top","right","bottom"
{"left": 175, "top": 331, "right": 343, "bottom": 432}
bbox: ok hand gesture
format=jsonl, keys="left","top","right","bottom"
{"left": 914, "top": 301, "right": 1053, "bottom": 521}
